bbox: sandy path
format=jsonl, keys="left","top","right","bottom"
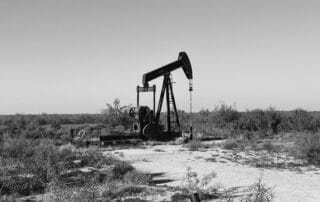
{"left": 105, "top": 144, "right": 320, "bottom": 202}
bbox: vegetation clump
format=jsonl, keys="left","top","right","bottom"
{"left": 180, "top": 167, "right": 219, "bottom": 200}
{"left": 186, "top": 140, "right": 203, "bottom": 151}
{"left": 192, "top": 105, "right": 320, "bottom": 139}
{"left": 243, "top": 177, "right": 274, "bottom": 202}
{"left": 223, "top": 139, "right": 247, "bottom": 150}
{"left": 0, "top": 135, "right": 149, "bottom": 199}
{"left": 294, "top": 132, "right": 320, "bottom": 165}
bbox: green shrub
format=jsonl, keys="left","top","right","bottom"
{"left": 80, "top": 146, "right": 104, "bottom": 166}
{"left": 296, "top": 132, "right": 320, "bottom": 165}
{"left": 214, "top": 104, "right": 240, "bottom": 129}
{"left": 0, "top": 135, "right": 33, "bottom": 160}
{"left": 243, "top": 177, "right": 274, "bottom": 202}
{"left": 116, "top": 185, "right": 146, "bottom": 197}
{"left": 170, "top": 192, "right": 189, "bottom": 202}
{"left": 182, "top": 167, "right": 217, "bottom": 194}
{"left": 202, "top": 126, "right": 231, "bottom": 139}
{"left": 101, "top": 185, "right": 147, "bottom": 200}
{"left": 1, "top": 176, "right": 45, "bottom": 196}
{"left": 49, "top": 183, "right": 99, "bottom": 202}
{"left": 186, "top": 140, "right": 203, "bottom": 151}
{"left": 26, "top": 139, "right": 63, "bottom": 183}
{"left": 238, "top": 110, "right": 268, "bottom": 132}
{"left": 0, "top": 137, "right": 126, "bottom": 196}
{"left": 223, "top": 139, "right": 244, "bottom": 150}
{"left": 261, "top": 141, "right": 280, "bottom": 153}
{"left": 306, "top": 148, "right": 320, "bottom": 165}
{"left": 79, "top": 146, "right": 122, "bottom": 168}
{"left": 123, "top": 170, "right": 151, "bottom": 185}
{"left": 112, "top": 162, "right": 134, "bottom": 179}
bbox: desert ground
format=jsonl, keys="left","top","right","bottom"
{"left": 105, "top": 139, "right": 320, "bottom": 202}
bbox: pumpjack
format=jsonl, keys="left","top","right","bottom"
{"left": 129, "top": 52, "right": 193, "bottom": 140}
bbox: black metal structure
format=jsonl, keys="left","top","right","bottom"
{"left": 130, "top": 52, "right": 193, "bottom": 140}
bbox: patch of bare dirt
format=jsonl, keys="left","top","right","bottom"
{"left": 105, "top": 141, "right": 320, "bottom": 201}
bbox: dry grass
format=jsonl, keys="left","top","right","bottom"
{"left": 223, "top": 139, "right": 247, "bottom": 150}
{"left": 185, "top": 140, "right": 213, "bottom": 151}
{"left": 241, "top": 177, "right": 274, "bottom": 202}
{"left": 292, "top": 132, "right": 320, "bottom": 165}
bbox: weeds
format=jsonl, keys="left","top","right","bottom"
{"left": 48, "top": 182, "right": 100, "bottom": 202}
{"left": 223, "top": 139, "right": 246, "bottom": 150}
{"left": 261, "top": 141, "right": 279, "bottom": 153}
{"left": 112, "top": 162, "right": 134, "bottom": 179}
{"left": 241, "top": 177, "right": 274, "bottom": 202}
{"left": 186, "top": 140, "right": 203, "bottom": 151}
{"left": 123, "top": 170, "right": 151, "bottom": 185}
{"left": 181, "top": 167, "right": 219, "bottom": 200}
{"left": 294, "top": 132, "right": 320, "bottom": 165}
{"left": 0, "top": 136, "right": 145, "bottom": 198}
{"left": 223, "top": 139, "right": 239, "bottom": 150}
{"left": 185, "top": 140, "right": 212, "bottom": 151}
{"left": 170, "top": 192, "right": 189, "bottom": 202}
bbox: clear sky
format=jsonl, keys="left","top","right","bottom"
{"left": 1, "top": 0, "right": 320, "bottom": 114}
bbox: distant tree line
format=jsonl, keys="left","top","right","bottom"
{"left": 190, "top": 104, "right": 320, "bottom": 137}
{"left": 1, "top": 101, "right": 320, "bottom": 141}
